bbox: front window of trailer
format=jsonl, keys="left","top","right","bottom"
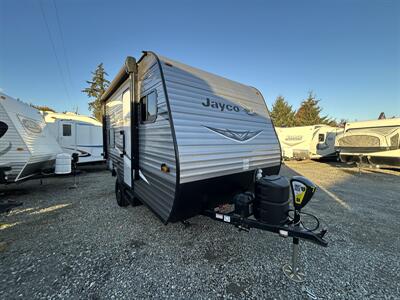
{"left": 140, "top": 91, "right": 157, "bottom": 123}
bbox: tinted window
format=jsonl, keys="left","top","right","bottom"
{"left": 0, "top": 121, "right": 8, "bottom": 138}
{"left": 390, "top": 133, "right": 399, "bottom": 148}
{"left": 147, "top": 92, "right": 157, "bottom": 120}
{"left": 63, "top": 124, "right": 72, "bottom": 136}
{"left": 140, "top": 91, "right": 157, "bottom": 123}
{"left": 318, "top": 134, "right": 325, "bottom": 142}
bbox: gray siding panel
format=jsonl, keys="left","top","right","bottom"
{"left": 158, "top": 55, "right": 281, "bottom": 184}
{"left": 105, "top": 54, "right": 177, "bottom": 222}
{"left": 105, "top": 81, "right": 127, "bottom": 180}
{"left": 135, "top": 54, "right": 177, "bottom": 222}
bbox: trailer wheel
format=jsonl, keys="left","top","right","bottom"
{"left": 129, "top": 195, "right": 142, "bottom": 207}
{"left": 115, "top": 179, "right": 129, "bottom": 207}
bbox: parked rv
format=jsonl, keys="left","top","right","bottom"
{"left": 100, "top": 52, "right": 328, "bottom": 281}
{"left": 0, "top": 92, "right": 63, "bottom": 183}
{"left": 276, "top": 125, "right": 341, "bottom": 160}
{"left": 43, "top": 112, "right": 105, "bottom": 164}
{"left": 335, "top": 118, "right": 400, "bottom": 168}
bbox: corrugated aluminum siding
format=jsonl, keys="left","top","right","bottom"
{"left": 135, "top": 54, "right": 176, "bottom": 221}
{"left": 1, "top": 95, "right": 61, "bottom": 181}
{"left": 105, "top": 80, "right": 129, "bottom": 179}
{"left": 157, "top": 55, "right": 281, "bottom": 183}
{"left": 0, "top": 100, "right": 29, "bottom": 181}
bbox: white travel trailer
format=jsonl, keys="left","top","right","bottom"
{"left": 335, "top": 118, "right": 400, "bottom": 168}
{"left": 100, "top": 52, "right": 328, "bottom": 281}
{"left": 276, "top": 125, "right": 341, "bottom": 160}
{"left": 43, "top": 112, "right": 104, "bottom": 164}
{"left": 101, "top": 52, "right": 283, "bottom": 222}
{"left": 0, "top": 92, "right": 63, "bottom": 183}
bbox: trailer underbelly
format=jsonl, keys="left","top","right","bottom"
{"left": 168, "top": 165, "right": 281, "bottom": 222}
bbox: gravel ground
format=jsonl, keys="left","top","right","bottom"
{"left": 0, "top": 162, "right": 399, "bottom": 299}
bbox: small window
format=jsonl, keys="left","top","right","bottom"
{"left": 140, "top": 91, "right": 157, "bottom": 123}
{"left": 63, "top": 124, "right": 71, "bottom": 136}
{"left": 318, "top": 134, "right": 325, "bottom": 142}
{"left": 390, "top": 133, "right": 399, "bottom": 148}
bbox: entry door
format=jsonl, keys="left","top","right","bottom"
{"left": 59, "top": 121, "right": 75, "bottom": 151}
{"left": 122, "top": 89, "right": 132, "bottom": 187}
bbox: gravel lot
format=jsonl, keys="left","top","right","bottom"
{"left": 1, "top": 162, "right": 399, "bottom": 299}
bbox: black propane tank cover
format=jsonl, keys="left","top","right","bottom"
{"left": 255, "top": 175, "right": 290, "bottom": 204}
{"left": 254, "top": 175, "right": 290, "bottom": 225}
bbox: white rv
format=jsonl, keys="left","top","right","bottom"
{"left": 0, "top": 92, "right": 63, "bottom": 183}
{"left": 335, "top": 118, "right": 400, "bottom": 168}
{"left": 43, "top": 112, "right": 105, "bottom": 164}
{"left": 276, "top": 125, "right": 341, "bottom": 160}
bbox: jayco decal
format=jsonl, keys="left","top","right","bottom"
{"left": 202, "top": 98, "right": 240, "bottom": 112}
{"left": 204, "top": 126, "right": 262, "bottom": 143}
{"left": 202, "top": 98, "right": 256, "bottom": 116}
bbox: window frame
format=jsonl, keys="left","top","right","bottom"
{"left": 109, "top": 128, "right": 115, "bottom": 148}
{"left": 140, "top": 89, "right": 158, "bottom": 124}
{"left": 62, "top": 124, "right": 72, "bottom": 137}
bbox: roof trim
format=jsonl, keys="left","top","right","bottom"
{"left": 100, "top": 56, "right": 137, "bottom": 103}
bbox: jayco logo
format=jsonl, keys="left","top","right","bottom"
{"left": 202, "top": 98, "right": 240, "bottom": 112}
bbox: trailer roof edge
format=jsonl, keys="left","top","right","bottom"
{"left": 100, "top": 56, "right": 137, "bottom": 103}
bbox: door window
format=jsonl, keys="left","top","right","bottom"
{"left": 109, "top": 128, "right": 115, "bottom": 148}
{"left": 318, "top": 133, "right": 325, "bottom": 142}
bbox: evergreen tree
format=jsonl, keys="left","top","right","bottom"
{"left": 295, "top": 91, "right": 332, "bottom": 126}
{"left": 270, "top": 96, "right": 296, "bottom": 127}
{"left": 82, "top": 63, "right": 110, "bottom": 121}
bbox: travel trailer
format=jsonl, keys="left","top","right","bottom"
{"left": 0, "top": 92, "right": 63, "bottom": 183}
{"left": 43, "top": 112, "right": 104, "bottom": 164}
{"left": 100, "top": 52, "right": 328, "bottom": 281}
{"left": 335, "top": 118, "right": 400, "bottom": 168}
{"left": 101, "top": 52, "right": 283, "bottom": 223}
{"left": 276, "top": 125, "right": 341, "bottom": 160}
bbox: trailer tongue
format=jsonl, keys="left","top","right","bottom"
{"left": 203, "top": 175, "right": 327, "bottom": 283}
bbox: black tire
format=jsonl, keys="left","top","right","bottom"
{"left": 131, "top": 196, "right": 142, "bottom": 207}
{"left": 115, "top": 179, "right": 129, "bottom": 207}
{"left": 125, "top": 189, "right": 142, "bottom": 207}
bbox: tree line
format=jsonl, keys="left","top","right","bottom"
{"left": 81, "top": 64, "right": 339, "bottom": 127}
{"left": 31, "top": 64, "right": 391, "bottom": 125}
{"left": 270, "top": 92, "right": 337, "bottom": 127}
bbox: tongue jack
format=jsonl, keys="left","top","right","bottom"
{"left": 283, "top": 176, "right": 317, "bottom": 282}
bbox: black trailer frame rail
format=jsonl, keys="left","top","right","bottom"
{"left": 202, "top": 208, "right": 328, "bottom": 282}
{"left": 202, "top": 209, "right": 328, "bottom": 247}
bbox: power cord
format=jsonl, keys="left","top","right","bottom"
{"left": 287, "top": 209, "right": 320, "bottom": 232}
